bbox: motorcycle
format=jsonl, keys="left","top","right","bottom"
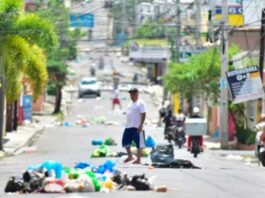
{"left": 166, "top": 125, "right": 185, "bottom": 148}
{"left": 175, "top": 126, "right": 185, "bottom": 149}
{"left": 190, "top": 136, "right": 201, "bottom": 158}
{"left": 254, "top": 122, "right": 265, "bottom": 166}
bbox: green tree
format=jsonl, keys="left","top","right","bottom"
{"left": 134, "top": 20, "right": 166, "bottom": 39}
{"left": 164, "top": 45, "right": 241, "bottom": 110}
{"left": 33, "top": 0, "right": 83, "bottom": 114}
{"left": 0, "top": 0, "right": 58, "bottom": 131}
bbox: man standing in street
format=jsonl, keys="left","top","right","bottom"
{"left": 122, "top": 88, "right": 146, "bottom": 164}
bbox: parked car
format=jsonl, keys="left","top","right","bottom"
{"left": 78, "top": 77, "right": 101, "bottom": 97}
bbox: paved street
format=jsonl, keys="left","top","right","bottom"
{"left": 1, "top": 87, "right": 265, "bottom": 198}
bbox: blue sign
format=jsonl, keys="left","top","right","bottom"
{"left": 215, "top": 6, "right": 242, "bottom": 15}
{"left": 69, "top": 13, "right": 94, "bottom": 27}
{"left": 23, "top": 95, "right": 32, "bottom": 121}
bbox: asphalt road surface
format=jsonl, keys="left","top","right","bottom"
{"left": 1, "top": 89, "right": 265, "bottom": 198}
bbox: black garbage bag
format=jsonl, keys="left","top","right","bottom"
{"left": 152, "top": 159, "right": 201, "bottom": 169}
{"left": 150, "top": 144, "right": 174, "bottom": 164}
{"left": 130, "top": 174, "right": 151, "bottom": 190}
{"left": 5, "top": 176, "right": 26, "bottom": 193}
{"left": 23, "top": 170, "right": 48, "bottom": 193}
{"left": 112, "top": 173, "right": 151, "bottom": 190}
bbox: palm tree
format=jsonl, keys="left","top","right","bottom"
{"left": 0, "top": 0, "right": 58, "bottom": 133}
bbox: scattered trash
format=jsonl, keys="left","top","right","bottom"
{"left": 155, "top": 185, "right": 168, "bottom": 192}
{"left": 92, "top": 139, "right": 104, "bottom": 146}
{"left": 74, "top": 162, "right": 91, "bottom": 169}
{"left": 145, "top": 136, "right": 156, "bottom": 148}
{"left": 5, "top": 160, "right": 161, "bottom": 194}
{"left": 90, "top": 116, "right": 106, "bottom": 125}
{"left": 150, "top": 144, "right": 174, "bottom": 164}
{"left": 131, "top": 148, "right": 150, "bottom": 157}
{"left": 104, "top": 121, "right": 119, "bottom": 126}
{"left": 92, "top": 138, "right": 117, "bottom": 146}
{"left": 90, "top": 145, "right": 111, "bottom": 158}
{"left": 62, "top": 121, "right": 73, "bottom": 127}
{"left": 28, "top": 160, "right": 63, "bottom": 179}
{"left": 152, "top": 159, "right": 200, "bottom": 169}
{"left": 104, "top": 137, "right": 117, "bottom": 146}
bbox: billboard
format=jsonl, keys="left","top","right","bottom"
{"left": 213, "top": 0, "right": 244, "bottom": 26}
{"left": 23, "top": 95, "right": 33, "bottom": 121}
{"left": 226, "top": 66, "right": 265, "bottom": 104}
{"left": 69, "top": 13, "right": 94, "bottom": 28}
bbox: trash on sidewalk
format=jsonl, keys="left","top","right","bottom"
{"left": 19, "top": 146, "right": 38, "bottom": 155}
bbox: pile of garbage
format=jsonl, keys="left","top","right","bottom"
{"left": 5, "top": 160, "right": 166, "bottom": 194}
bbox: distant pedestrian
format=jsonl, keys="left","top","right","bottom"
{"left": 112, "top": 89, "right": 122, "bottom": 110}
{"left": 113, "top": 71, "right": 120, "bottom": 90}
{"left": 88, "top": 28, "right": 93, "bottom": 41}
{"left": 122, "top": 88, "right": 146, "bottom": 164}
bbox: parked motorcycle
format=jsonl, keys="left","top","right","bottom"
{"left": 255, "top": 122, "right": 265, "bottom": 166}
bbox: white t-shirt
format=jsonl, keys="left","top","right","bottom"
{"left": 126, "top": 99, "right": 146, "bottom": 128}
{"left": 113, "top": 89, "right": 119, "bottom": 99}
{"left": 175, "top": 113, "right": 186, "bottom": 122}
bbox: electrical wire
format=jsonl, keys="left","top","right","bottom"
{"left": 229, "top": 31, "right": 265, "bottom": 63}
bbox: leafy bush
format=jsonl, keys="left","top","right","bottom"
{"left": 47, "top": 83, "right": 56, "bottom": 96}
{"left": 235, "top": 125, "right": 256, "bottom": 145}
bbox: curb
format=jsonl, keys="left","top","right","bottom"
{"left": 1, "top": 116, "right": 57, "bottom": 160}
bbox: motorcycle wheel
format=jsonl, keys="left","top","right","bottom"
{"left": 259, "top": 151, "right": 265, "bottom": 167}
{"left": 176, "top": 140, "right": 182, "bottom": 149}
{"left": 192, "top": 138, "right": 200, "bottom": 158}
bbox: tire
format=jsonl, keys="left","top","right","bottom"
{"left": 260, "top": 151, "right": 265, "bottom": 167}
{"left": 97, "top": 92, "right": 101, "bottom": 97}
{"left": 178, "top": 141, "right": 182, "bottom": 149}
{"left": 192, "top": 138, "right": 200, "bottom": 158}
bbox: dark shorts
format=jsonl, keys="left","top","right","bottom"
{"left": 122, "top": 128, "right": 145, "bottom": 149}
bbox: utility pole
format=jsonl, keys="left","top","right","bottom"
{"left": 259, "top": 9, "right": 265, "bottom": 82}
{"left": 175, "top": 0, "right": 181, "bottom": 62}
{"left": 121, "top": 0, "right": 126, "bottom": 34}
{"left": 0, "top": 56, "right": 4, "bottom": 150}
{"left": 121, "top": 0, "right": 126, "bottom": 53}
{"left": 134, "top": 0, "right": 138, "bottom": 33}
{"left": 220, "top": 0, "right": 229, "bottom": 148}
{"left": 194, "top": 0, "right": 201, "bottom": 46}
{"left": 259, "top": 9, "right": 265, "bottom": 115}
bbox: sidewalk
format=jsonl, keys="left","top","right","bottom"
{"left": 0, "top": 114, "right": 57, "bottom": 160}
